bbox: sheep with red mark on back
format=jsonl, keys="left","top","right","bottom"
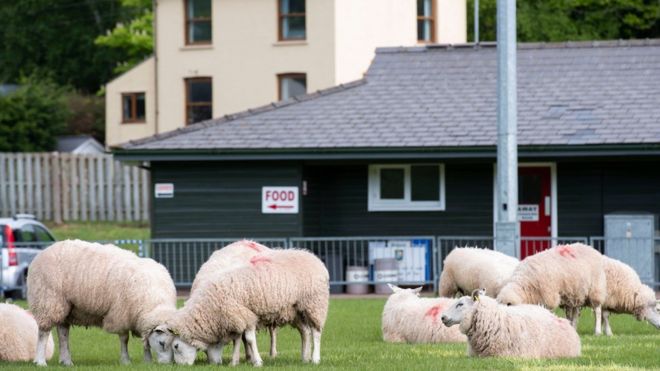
{"left": 382, "top": 284, "right": 466, "bottom": 343}
{"left": 496, "top": 243, "right": 607, "bottom": 335}
{"left": 156, "top": 248, "right": 329, "bottom": 367}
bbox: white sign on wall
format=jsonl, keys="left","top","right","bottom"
{"left": 154, "top": 183, "right": 174, "bottom": 198}
{"left": 262, "top": 186, "right": 299, "bottom": 214}
{"left": 518, "top": 204, "right": 539, "bottom": 221}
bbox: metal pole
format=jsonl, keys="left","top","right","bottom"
{"left": 474, "top": 0, "right": 479, "bottom": 44}
{"left": 495, "top": 0, "right": 519, "bottom": 258}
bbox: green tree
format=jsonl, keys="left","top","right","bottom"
{"left": 95, "top": 0, "right": 153, "bottom": 75}
{"left": 0, "top": 0, "right": 139, "bottom": 93}
{"left": 467, "top": 0, "right": 660, "bottom": 42}
{"left": 0, "top": 75, "right": 70, "bottom": 152}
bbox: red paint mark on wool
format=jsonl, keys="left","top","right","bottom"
{"left": 245, "top": 241, "right": 262, "bottom": 252}
{"left": 557, "top": 245, "right": 577, "bottom": 259}
{"left": 425, "top": 304, "right": 445, "bottom": 323}
{"left": 250, "top": 255, "right": 271, "bottom": 265}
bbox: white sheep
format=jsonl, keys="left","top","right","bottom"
{"left": 0, "top": 303, "right": 54, "bottom": 362}
{"left": 593, "top": 256, "right": 660, "bottom": 335}
{"left": 496, "top": 243, "right": 607, "bottom": 335}
{"left": 159, "top": 248, "right": 329, "bottom": 367}
{"left": 382, "top": 284, "right": 466, "bottom": 343}
{"left": 190, "top": 240, "right": 277, "bottom": 364}
{"left": 28, "top": 239, "right": 177, "bottom": 366}
{"left": 438, "top": 247, "right": 519, "bottom": 297}
{"left": 441, "top": 289, "right": 581, "bottom": 358}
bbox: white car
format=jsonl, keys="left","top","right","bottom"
{"left": 0, "top": 214, "right": 56, "bottom": 299}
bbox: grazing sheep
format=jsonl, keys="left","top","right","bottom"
{"left": 496, "top": 243, "right": 607, "bottom": 335}
{"left": 191, "top": 240, "right": 277, "bottom": 363}
{"left": 594, "top": 256, "right": 660, "bottom": 335}
{"left": 28, "top": 239, "right": 177, "bottom": 366}
{"left": 0, "top": 303, "right": 54, "bottom": 362}
{"left": 441, "top": 289, "right": 581, "bottom": 359}
{"left": 438, "top": 247, "right": 519, "bottom": 297}
{"left": 382, "top": 284, "right": 466, "bottom": 343}
{"left": 160, "top": 249, "right": 329, "bottom": 367}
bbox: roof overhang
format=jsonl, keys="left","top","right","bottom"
{"left": 113, "top": 144, "right": 660, "bottom": 162}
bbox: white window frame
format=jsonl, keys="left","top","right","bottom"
{"left": 368, "top": 164, "right": 445, "bottom": 212}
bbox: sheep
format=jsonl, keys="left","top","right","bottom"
{"left": 28, "top": 239, "right": 177, "bottom": 366}
{"left": 496, "top": 243, "right": 607, "bottom": 335}
{"left": 592, "top": 256, "right": 660, "bottom": 335}
{"left": 381, "top": 284, "right": 466, "bottom": 343}
{"left": 438, "top": 247, "right": 519, "bottom": 297}
{"left": 190, "top": 240, "right": 277, "bottom": 363}
{"left": 441, "top": 289, "right": 581, "bottom": 358}
{"left": 158, "top": 248, "right": 329, "bottom": 367}
{"left": 0, "top": 303, "right": 54, "bottom": 362}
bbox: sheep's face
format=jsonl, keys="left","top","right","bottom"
{"left": 172, "top": 337, "right": 197, "bottom": 365}
{"left": 441, "top": 296, "right": 475, "bottom": 327}
{"left": 496, "top": 285, "right": 522, "bottom": 306}
{"left": 148, "top": 326, "right": 175, "bottom": 364}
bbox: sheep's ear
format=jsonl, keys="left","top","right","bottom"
{"left": 471, "top": 289, "right": 484, "bottom": 302}
{"left": 412, "top": 286, "right": 423, "bottom": 294}
{"left": 387, "top": 283, "right": 401, "bottom": 293}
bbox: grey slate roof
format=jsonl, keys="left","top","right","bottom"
{"left": 119, "top": 40, "right": 660, "bottom": 153}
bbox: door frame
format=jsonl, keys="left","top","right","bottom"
{"left": 492, "top": 162, "right": 557, "bottom": 239}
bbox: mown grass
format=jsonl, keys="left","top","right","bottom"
{"left": 2, "top": 299, "right": 658, "bottom": 370}
{"left": 44, "top": 222, "right": 150, "bottom": 253}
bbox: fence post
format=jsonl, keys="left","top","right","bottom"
{"left": 52, "top": 153, "right": 62, "bottom": 224}
{"left": 0, "top": 153, "right": 6, "bottom": 217}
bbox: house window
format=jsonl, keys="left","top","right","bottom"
{"left": 278, "top": 73, "right": 307, "bottom": 100}
{"left": 417, "top": 0, "right": 435, "bottom": 43}
{"left": 185, "top": 77, "right": 212, "bottom": 125}
{"left": 185, "top": 0, "right": 212, "bottom": 44}
{"left": 279, "top": 0, "right": 305, "bottom": 40}
{"left": 368, "top": 164, "right": 445, "bottom": 211}
{"left": 122, "top": 92, "right": 146, "bottom": 123}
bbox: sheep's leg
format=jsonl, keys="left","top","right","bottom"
{"left": 299, "top": 324, "right": 311, "bottom": 363}
{"left": 243, "top": 332, "right": 252, "bottom": 362}
{"left": 602, "top": 310, "right": 612, "bottom": 336}
{"left": 231, "top": 337, "right": 242, "bottom": 366}
{"left": 119, "top": 333, "right": 131, "bottom": 365}
{"left": 34, "top": 329, "right": 51, "bottom": 366}
{"left": 207, "top": 342, "right": 223, "bottom": 365}
{"left": 566, "top": 307, "right": 579, "bottom": 328}
{"left": 142, "top": 337, "right": 152, "bottom": 363}
{"left": 269, "top": 326, "right": 277, "bottom": 358}
{"left": 593, "top": 305, "right": 602, "bottom": 336}
{"left": 244, "top": 327, "right": 263, "bottom": 367}
{"left": 57, "top": 324, "right": 74, "bottom": 366}
{"left": 311, "top": 327, "right": 322, "bottom": 364}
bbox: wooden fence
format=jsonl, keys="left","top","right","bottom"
{"left": 0, "top": 153, "right": 149, "bottom": 223}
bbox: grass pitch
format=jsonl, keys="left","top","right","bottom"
{"left": 2, "top": 298, "right": 658, "bottom": 370}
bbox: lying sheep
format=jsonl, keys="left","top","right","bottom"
{"left": 438, "top": 247, "right": 519, "bottom": 297}
{"left": 28, "top": 239, "right": 177, "bottom": 366}
{"left": 595, "top": 256, "right": 660, "bottom": 335}
{"left": 382, "top": 284, "right": 466, "bottom": 343}
{"left": 159, "top": 249, "right": 329, "bottom": 366}
{"left": 496, "top": 243, "right": 607, "bottom": 335}
{"left": 0, "top": 303, "right": 54, "bottom": 362}
{"left": 191, "top": 240, "right": 277, "bottom": 363}
{"left": 441, "top": 289, "right": 581, "bottom": 358}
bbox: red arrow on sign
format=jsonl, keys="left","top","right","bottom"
{"left": 268, "top": 204, "right": 294, "bottom": 210}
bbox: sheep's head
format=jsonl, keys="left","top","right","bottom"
{"left": 441, "top": 289, "right": 484, "bottom": 327}
{"left": 148, "top": 325, "right": 175, "bottom": 364}
{"left": 387, "top": 284, "right": 422, "bottom": 297}
{"left": 172, "top": 337, "right": 197, "bottom": 365}
{"left": 638, "top": 286, "right": 660, "bottom": 329}
{"left": 496, "top": 284, "right": 523, "bottom": 306}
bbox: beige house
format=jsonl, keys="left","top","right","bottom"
{"left": 105, "top": 0, "right": 467, "bottom": 146}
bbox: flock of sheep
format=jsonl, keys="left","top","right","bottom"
{"left": 2, "top": 239, "right": 329, "bottom": 366}
{"left": 0, "top": 239, "right": 657, "bottom": 366}
{"left": 382, "top": 243, "right": 660, "bottom": 358}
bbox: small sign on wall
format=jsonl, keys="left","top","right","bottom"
{"left": 262, "top": 186, "right": 299, "bottom": 214}
{"left": 518, "top": 204, "right": 539, "bottom": 221}
{"left": 154, "top": 183, "right": 174, "bottom": 198}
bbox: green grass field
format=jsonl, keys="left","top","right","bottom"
{"left": 2, "top": 299, "right": 658, "bottom": 370}
{"left": 45, "top": 222, "right": 150, "bottom": 242}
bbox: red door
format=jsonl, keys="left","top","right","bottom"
{"left": 518, "top": 166, "right": 552, "bottom": 259}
